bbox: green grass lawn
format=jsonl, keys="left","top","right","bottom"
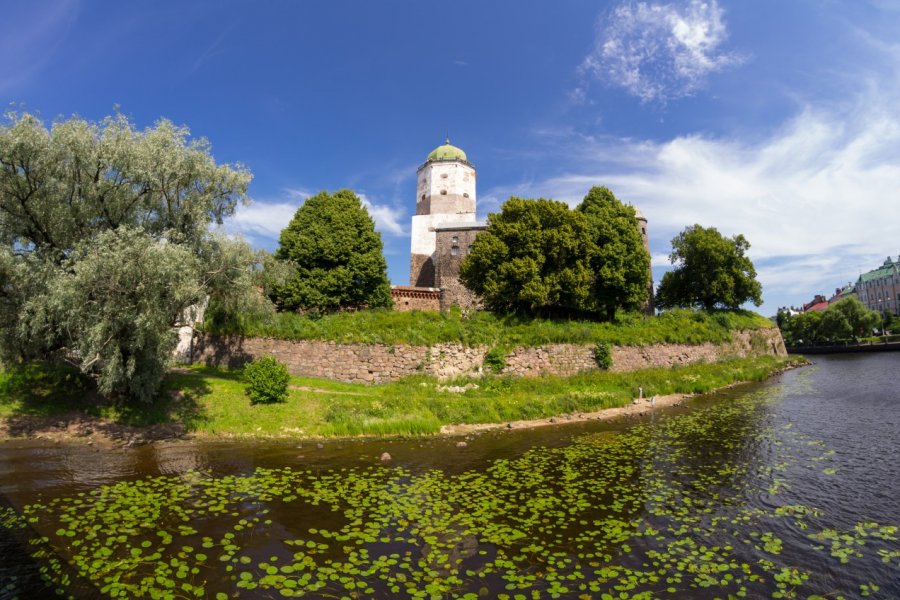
{"left": 203, "top": 307, "right": 774, "bottom": 348}
{"left": 2, "top": 355, "right": 803, "bottom": 440}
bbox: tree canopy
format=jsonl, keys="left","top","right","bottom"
{"left": 459, "top": 191, "right": 650, "bottom": 319}
{"left": 270, "top": 189, "right": 392, "bottom": 313}
{"left": 0, "top": 111, "right": 255, "bottom": 402}
{"left": 655, "top": 225, "right": 762, "bottom": 311}
{"left": 575, "top": 186, "right": 651, "bottom": 320}
{"left": 777, "top": 297, "right": 881, "bottom": 345}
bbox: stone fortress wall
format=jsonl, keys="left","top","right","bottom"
{"left": 191, "top": 328, "right": 786, "bottom": 385}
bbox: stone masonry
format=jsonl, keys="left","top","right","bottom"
{"left": 191, "top": 328, "right": 786, "bottom": 385}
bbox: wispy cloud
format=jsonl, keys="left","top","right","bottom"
{"left": 577, "top": 0, "right": 743, "bottom": 103}
{"left": 0, "top": 0, "right": 78, "bottom": 95}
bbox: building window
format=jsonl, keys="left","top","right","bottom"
{"left": 452, "top": 236, "right": 458, "bottom": 244}
{"left": 451, "top": 246, "right": 460, "bottom": 256}
{"left": 420, "top": 194, "right": 425, "bottom": 201}
{"left": 463, "top": 192, "right": 469, "bottom": 198}
{"left": 440, "top": 189, "right": 447, "bottom": 195}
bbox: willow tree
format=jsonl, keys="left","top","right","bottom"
{"left": 0, "top": 111, "right": 255, "bottom": 402}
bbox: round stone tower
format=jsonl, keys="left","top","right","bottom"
{"left": 409, "top": 139, "right": 477, "bottom": 287}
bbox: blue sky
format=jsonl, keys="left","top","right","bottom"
{"left": 4, "top": 0, "right": 900, "bottom": 315}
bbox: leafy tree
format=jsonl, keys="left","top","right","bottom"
{"left": 776, "top": 297, "right": 881, "bottom": 345}
{"left": 883, "top": 310, "right": 897, "bottom": 334}
{"left": 0, "top": 111, "right": 254, "bottom": 402}
{"left": 459, "top": 197, "right": 593, "bottom": 316}
{"left": 575, "top": 186, "right": 650, "bottom": 320}
{"left": 271, "top": 189, "right": 392, "bottom": 313}
{"left": 829, "top": 297, "right": 880, "bottom": 338}
{"left": 656, "top": 225, "right": 762, "bottom": 311}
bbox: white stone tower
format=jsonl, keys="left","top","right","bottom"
{"left": 409, "top": 139, "right": 477, "bottom": 287}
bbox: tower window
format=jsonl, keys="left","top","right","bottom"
{"left": 421, "top": 194, "right": 425, "bottom": 201}
{"left": 441, "top": 173, "right": 448, "bottom": 179}
{"left": 463, "top": 192, "right": 469, "bottom": 198}
{"left": 440, "top": 189, "right": 447, "bottom": 195}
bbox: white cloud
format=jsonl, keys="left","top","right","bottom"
{"left": 579, "top": 0, "right": 743, "bottom": 103}
{"left": 359, "top": 193, "right": 406, "bottom": 236}
{"left": 485, "top": 89, "right": 900, "bottom": 312}
{"left": 228, "top": 200, "right": 297, "bottom": 240}
{"left": 225, "top": 188, "right": 407, "bottom": 244}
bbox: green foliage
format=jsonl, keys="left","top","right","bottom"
{"left": 0, "top": 361, "right": 93, "bottom": 417}
{"left": 203, "top": 305, "right": 774, "bottom": 348}
{"left": 779, "top": 297, "right": 882, "bottom": 345}
{"left": 830, "top": 297, "right": 881, "bottom": 338}
{"left": 269, "top": 190, "right": 392, "bottom": 313}
{"left": 459, "top": 197, "right": 593, "bottom": 316}
{"left": 656, "top": 224, "right": 763, "bottom": 311}
{"left": 483, "top": 347, "right": 508, "bottom": 373}
{"left": 0, "top": 112, "right": 256, "bottom": 402}
{"left": 593, "top": 341, "right": 612, "bottom": 369}
{"left": 242, "top": 356, "right": 291, "bottom": 404}
{"left": 460, "top": 190, "right": 651, "bottom": 320}
{"left": 576, "top": 186, "right": 651, "bottom": 319}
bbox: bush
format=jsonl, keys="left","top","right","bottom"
{"left": 483, "top": 347, "right": 508, "bottom": 374}
{"left": 243, "top": 356, "right": 291, "bottom": 404}
{"left": 593, "top": 342, "right": 612, "bottom": 370}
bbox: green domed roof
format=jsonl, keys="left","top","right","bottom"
{"left": 427, "top": 139, "right": 467, "bottom": 162}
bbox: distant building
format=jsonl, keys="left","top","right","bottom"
{"left": 391, "top": 139, "right": 652, "bottom": 312}
{"left": 827, "top": 283, "right": 856, "bottom": 306}
{"left": 802, "top": 295, "right": 829, "bottom": 312}
{"left": 855, "top": 256, "right": 900, "bottom": 315}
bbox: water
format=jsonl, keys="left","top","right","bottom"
{"left": 1, "top": 354, "right": 898, "bottom": 599}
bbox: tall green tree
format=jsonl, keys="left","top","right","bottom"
{"left": 656, "top": 225, "right": 762, "bottom": 311}
{"left": 271, "top": 189, "right": 392, "bottom": 313}
{"left": 0, "top": 111, "right": 254, "bottom": 402}
{"left": 829, "top": 297, "right": 880, "bottom": 338}
{"left": 459, "top": 197, "right": 593, "bottom": 316}
{"left": 575, "top": 186, "right": 650, "bottom": 320}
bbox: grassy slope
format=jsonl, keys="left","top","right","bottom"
{"left": 203, "top": 308, "right": 774, "bottom": 348}
{"left": 2, "top": 356, "right": 803, "bottom": 439}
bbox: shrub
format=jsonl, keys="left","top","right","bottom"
{"left": 593, "top": 342, "right": 612, "bottom": 370}
{"left": 243, "top": 356, "right": 291, "bottom": 404}
{"left": 483, "top": 347, "right": 508, "bottom": 374}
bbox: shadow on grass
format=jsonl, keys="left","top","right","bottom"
{"left": 0, "top": 361, "right": 213, "bottom": 440}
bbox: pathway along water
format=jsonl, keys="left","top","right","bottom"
{"left": 1, "top": 354, "right": 898, "bottom": 599}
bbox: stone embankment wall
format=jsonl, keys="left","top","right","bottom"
{"left": 191, "top": 328, "right": 786, "bottom": 384}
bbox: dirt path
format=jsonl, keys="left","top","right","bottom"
{"left": 438, "top": 393, "right": 690, "bottom": 436}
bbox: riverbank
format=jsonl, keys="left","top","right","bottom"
{"left": 0, "top": 355, "right": 806, "bottom": 446}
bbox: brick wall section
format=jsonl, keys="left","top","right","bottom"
{"left": 390, "top": 287, "right": 442, "bottom": 312}
{"left": 191, "top": 328, "right": 786, "bottom": 384}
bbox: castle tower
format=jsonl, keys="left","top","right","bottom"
{"left": 634, "top": 206, "right": 655, "bottom": 313}
{"left": 409, "top": 139, "right": 477, "bottom": 287}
